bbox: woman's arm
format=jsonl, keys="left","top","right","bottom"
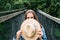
{"left": 16, "top": 30, "right": 22, "bottom": 40}
{"left": 37, "top": 28, "right": 43, "bottom": 40}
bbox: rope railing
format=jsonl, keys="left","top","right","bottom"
{"left": 0, "top": 8, "right": 27, "bottom": 17}
{"left": 37, "top": 9, "right": 60, "bottom": 24}
{"left": 0, "top": 9, "right": 27, "bottom": 23}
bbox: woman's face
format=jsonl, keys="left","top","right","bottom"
{"left": 27, "top": 13, "right": 34, "bottom": 19}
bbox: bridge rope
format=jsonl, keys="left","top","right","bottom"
{"left": 0, "top": 9, "right": 27, "bottom": 23}
{"left": 37, "top": 9, "right": 60, "bottom": 24}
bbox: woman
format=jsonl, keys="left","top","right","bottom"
{"left": 16, "top": 9, "right": 47, "bottom": 40}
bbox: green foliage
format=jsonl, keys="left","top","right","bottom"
{"left": 5, "top": 3, "right": 11, "bottom": 10}
{"left": 0, "top": 0, "right": 60, "bottom": 18}
{"left": 0, "top": 23, "right": 6, "bottom": 40}
{"left": 55, "top": 29, "right": 60, "bottom": 37}
{"left": 0, "top": 22, "right": 11, "bottom": 40}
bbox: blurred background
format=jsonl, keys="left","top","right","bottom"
{"left": 0, "top": 0, "right": 60, "bottom": 18}
{"left": 0, "top": 0, "right": 60, "bottom": 40}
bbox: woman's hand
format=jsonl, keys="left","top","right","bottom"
{"left": 37, "top": 30, "right": 43, "bottom": 40}
{"left": 16, "top": 30, "right": 22, "bottom": 40}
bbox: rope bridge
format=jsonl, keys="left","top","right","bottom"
{"left": 0, "top": 9, "right": 60, "bottom": 40}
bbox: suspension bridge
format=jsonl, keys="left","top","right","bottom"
{"left": 0, "top": 8, "right": 60, "bottom": 40}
